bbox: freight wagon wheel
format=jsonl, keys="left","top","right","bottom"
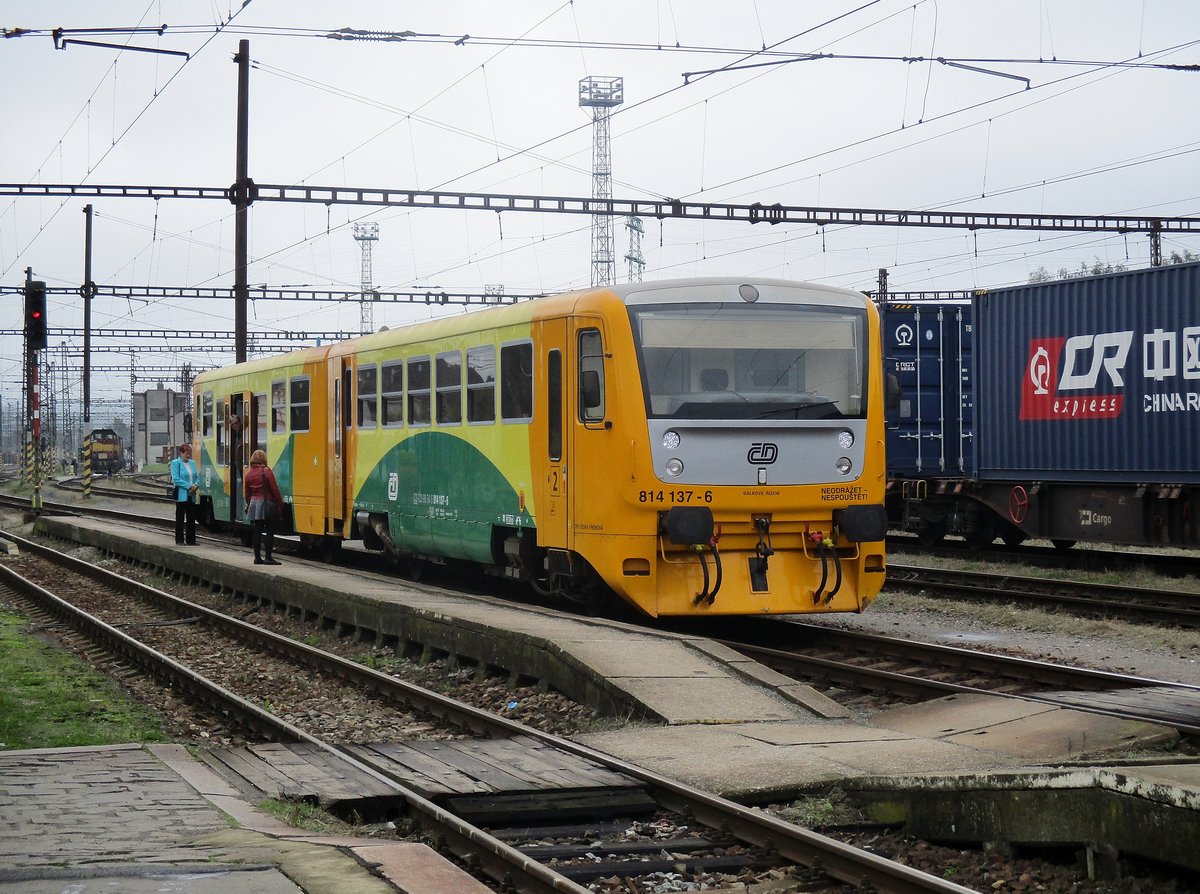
{"left": 917, "top": 520, "right": 946, "bottom": 548}
{"left": 1001, "top": 528, "right": 1027, "bottom": 548}
{"left": 1051, "top": 539, "right": 1077, "bottom": 551}
{"left": 962, "top": 516, "right": 995, "bottom": 551}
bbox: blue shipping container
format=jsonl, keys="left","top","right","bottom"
{"left": 882, "top": 302, "right": 975, "bottom": 477}
{"left": 974, "top": 262, "right": 1200, "bottom": 484}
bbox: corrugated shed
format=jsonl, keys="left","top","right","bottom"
{"left": 974, "top": 262, "right": 1200, "bottom": 483}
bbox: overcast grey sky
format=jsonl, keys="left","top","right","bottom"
{"left": 2, "top": 0, "right": 1199, "bottom": 410}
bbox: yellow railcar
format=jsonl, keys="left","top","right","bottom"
{"left": 193, "top": 277, "right": 888, "bottom": 616}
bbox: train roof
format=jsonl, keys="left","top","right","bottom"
{"left": 194, "top": 276, "right": 872, "bottom": 382}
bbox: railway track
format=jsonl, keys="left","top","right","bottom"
{"left": 10, "top": 487, "right": 1199, "bottom": 629}
{"left": 0, "top": 529, "right": 978, "bottom": 894}
{"left": 53, "top": 474, "right": 175, "bottom": 503}
{"left": 708, "top": 618, "right": 1200, "bottom": 737}
{"left": 9, "top": 491, "right": 1200, "bottom": 732}
{"left": 887, "top": 562, "right": 1200, "bottom": 627}
{"left": 889, "top": 533, "right": 1200, "bottom": 580}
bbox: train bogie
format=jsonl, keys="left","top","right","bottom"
{"left": 195, "top": 277, "right": 891, "bottom": 617}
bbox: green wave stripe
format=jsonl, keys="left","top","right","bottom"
{"left": 355, "top": 431, "right": 535, "bottom": 564}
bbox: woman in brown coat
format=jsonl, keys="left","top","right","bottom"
{"left": 243, "top": 449, "right": 284, "bottom": 565}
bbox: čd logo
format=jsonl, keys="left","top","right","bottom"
{"left": 747, "top": 442, "right": 778, "bottom": 464}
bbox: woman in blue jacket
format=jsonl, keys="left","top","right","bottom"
{"left": 170, "top": 443, "right": 199, "bottom": 545}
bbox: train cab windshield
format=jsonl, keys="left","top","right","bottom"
{"left": 630, "top": 302, "right": 868, "bottom": 420}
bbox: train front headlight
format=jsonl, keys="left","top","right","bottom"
{"left": 665, "top": 458, "right": 685, "bottom": 477}
{"left": 837, "top": 429, "right": 854, "bottom": 449}
{"left": 835, "top": 456, "right": 853, "bottom": 476}
{"left": 662, "top": 430, "right": 681, "bottom": 449}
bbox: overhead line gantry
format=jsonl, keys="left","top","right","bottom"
{"left": 3, "top": 182, "right": 1195, "bottom": 237}
{"left": 0, "top": 284, "right": 542, "bottom": 305}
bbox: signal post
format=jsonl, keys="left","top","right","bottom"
{"left": 24, "top": 271, "right": 48, "bottom": 511}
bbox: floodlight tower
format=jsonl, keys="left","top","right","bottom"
{"left": 352, "top": 222, "right": 380, "bottom": 334}
{"left": 579, "top": 76, "right": 623, "bottom": 287}
{"left": 624, "top": 215, "right": 645, "bottom": 282}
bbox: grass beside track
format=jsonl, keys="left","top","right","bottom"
{"left": 0, "top": 603, "right": 170, "bottom": 750}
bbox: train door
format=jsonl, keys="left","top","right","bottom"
{"left": 570, "top": 323, "right": 608, "bottom": 527}
{"left": 250, "top": 391, "right": 267, "bottom": 457}
{"left": 324, "top": 356, "right": 351, "bottom": 537}
{"left": 536, "top": 318, "right": 570, "bottom": 549}
{"left": 227, "top": 392, "right": 250, "bottom": 522}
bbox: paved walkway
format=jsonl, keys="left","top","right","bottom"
{"left": 0, "top": 743, "right": 490, "bottom": 894}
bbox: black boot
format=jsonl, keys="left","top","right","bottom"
{"left": 253, "top": 524, "right": 264, "bottom": 564}
{"left": 264, "top": 530, "right": 281, "bottom": 565}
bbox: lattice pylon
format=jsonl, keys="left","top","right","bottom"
{"left": 579, "top": 77, "right": 624, "bottom": 287}
{"left": 352, "top": 222, "right": 380, "bottom": 334}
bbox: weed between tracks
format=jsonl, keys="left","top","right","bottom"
{"left": 0, "top": 601, "right": 170, "bottom": 750}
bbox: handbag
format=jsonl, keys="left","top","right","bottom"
{"left": 266, "top": 500, "right": 281, "bottom": 522}
{"left": 167, "top": 484, "right": 178, "bottom": 499}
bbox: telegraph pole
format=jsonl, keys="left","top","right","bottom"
{"left": 82, "top": 205, "right": 95, "bottom": 496}
{"left": 233, "top": 39, "right": 251, "bottom": 362}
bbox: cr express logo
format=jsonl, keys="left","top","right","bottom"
{"left": 1019, "top": 331, "right": 1131, "bottom": 420}
{"left": 747, "top": 442, "right": 778, "bottom": 464}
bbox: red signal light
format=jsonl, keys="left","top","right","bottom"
{"left": 25, "top": 280, "right": 48, "bottom": 350}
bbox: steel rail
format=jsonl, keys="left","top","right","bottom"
{"left": 887, "top": 534, "right": 1200, "bottom": 580}
{"left": 0, "top": 539, "right": 593, "bottom": 894}
{"left": 0, "top": 528, "right": 978, "bottom": 894}
{"left": 718, "top": 623, "right": 1200, "bottom": 737}
{"left": 887, "top": 562, "right": 1200, "bottom": 627}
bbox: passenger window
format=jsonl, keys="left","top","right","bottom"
{"left": 500, "top": 341, "right": 534, "bottom": 422}
{"left": 436, "top": 350, "right": 463, "bottom": 425}
{"left": 382, "top": 362, "right": 406, "bottom": 427}
{"left": 202, "top": 392, "right": 213, "bottom": 437}
{"left": 271, "top": 380, "right": 286, "bottom": 433}
{"left": 290, "top": 377, "right": 310, "bottom": 432}
{"left": 578, "top": 329, "right": 605, "bottom": 423}
{"left": 407, "top": 357, "right": 431, "bottom": 426}
{"left": 467, "top": 345, "right": 496, "bottom": 423}
{"left": 358, "top": 364, "right": 379, "bottom": 429}
{"left": 254, "top": 393, "right": 267, "bottom": 448}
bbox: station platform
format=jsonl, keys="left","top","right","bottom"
{"left": 0, "top": 743, "right": 490, "bottom": 894}
{"left": 3, "top": 511, "right": 1198, "bottom": 889}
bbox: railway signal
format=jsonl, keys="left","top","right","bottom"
{"left": 25, "top": 279, "right": 48, "bottom": 350}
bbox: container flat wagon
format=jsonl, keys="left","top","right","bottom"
{"left": 884, "top": 262, "right": 1200, "bottom": 549}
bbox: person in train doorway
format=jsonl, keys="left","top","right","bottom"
{"left": 244, "top": 449, "right": 283, "bottom": 565}
{"left": 229, "top": 413, "right": 245, "bottom": 521}
{"left": 170, "top": 442, "right": 199, "bottom": 546}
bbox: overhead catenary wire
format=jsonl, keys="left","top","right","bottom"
{"left": 1, "top": 1, "right": 258, "bottom": 278}
{"left": 6, "top": 3, "right": 1198, "bottom": 406}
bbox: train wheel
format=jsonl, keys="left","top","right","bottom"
{"left": 1051, "top": 539, "right": 1077, "bottom": 550}
{"left": 318, "top": 536, "right": 341, "bottom": 564}
{"left": 963, "top": 517, "right": 996, "bottom": 551}
{"left": 1001, "top": 528, "right": 1027, "bottom": 548}
{"left": 917, "top": 520, "right": 947, "bottom": 548}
